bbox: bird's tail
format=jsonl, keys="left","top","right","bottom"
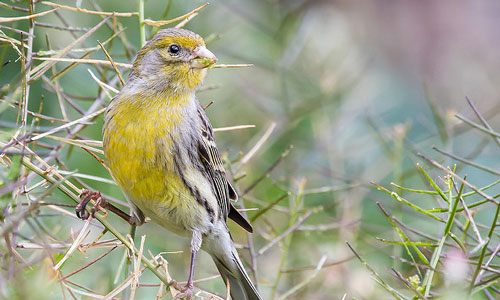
{"left": 211, "top": 247, "right": 262, "bottom": 300}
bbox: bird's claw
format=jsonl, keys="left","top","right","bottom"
{"left": 76, "top": 190, "right": 108, "bottom": 220}
{"left": 170, "top": 280, "right": 194, "bottom": 300}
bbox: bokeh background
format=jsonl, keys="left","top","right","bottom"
{"left": 2, "top": 0, "right": 500, "bottom": 299}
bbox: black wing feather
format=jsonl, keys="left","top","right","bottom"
{"left": 196, "top": 102, "right": 253, "bottom": 232}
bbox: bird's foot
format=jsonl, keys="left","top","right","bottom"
{"left": 76, "top": 190, "right": 144, "bottom": 225}
{"left": 170, "top": 280, "right": 194, "bottom": 300}
{"left": 76, "top": 190, "right": 108, "bottom": 219}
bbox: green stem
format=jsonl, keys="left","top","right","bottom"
{"left": 270, "top": 180, "right": 305, "bottom": 299}
{"left": 468, "top": 201, "right": 500, "bottom": 296}
{"left": 138, "top": 0, "right": 146, "bottom": 47}
{"left": 422, "top": 178, "right": 463, "bottom": 296}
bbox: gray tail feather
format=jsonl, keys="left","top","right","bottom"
{"left": 212, "top": 250, "right": 263, "bottom": 300}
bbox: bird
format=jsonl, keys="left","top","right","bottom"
{"left": 100, "top": 28, "right": 262, "bottom": 300}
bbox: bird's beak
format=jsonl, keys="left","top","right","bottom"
{"left": 190, "top": 46, "right": 217, "bottom": 69}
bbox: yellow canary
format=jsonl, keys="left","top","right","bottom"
{"left": 102, "top": 28, "right": 262, "bottom": 300}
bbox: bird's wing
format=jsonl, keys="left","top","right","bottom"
{"left": 196, "top": 103, "right": 253, "bottom": 232}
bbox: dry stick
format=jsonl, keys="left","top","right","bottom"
{"left": 476, "top": 243, "right": 500, "bottom": 284}
{"left": 0, "top": 8, "right": 58, "bottom": 23}
{"left": 452, "top": 180, "right": 483, "bottom": 244}
{"left": 97, "top": 40, "right": 125, "bottom": 86}
{"left": 212, "top": 64, "right": 254, "bottom": 69}
{"left": 33, "top": 57, "right": 253, "bottom": 70}
{"left": 30, "top": 108, "right": 106, "bottom": 141}
{"left": 23, "top": 63, "right": 117, "bottom": 198}
{"left": 3, "top": 99, "right": 89, "bottom": 124}
{"left": 59, "top": 246, "right": 118, "bottom": 281}
{"left": 250, "top": 192, "right": 289, "bottom": 223}
{"left": 30, "top": 15, "right": 112, "bottom": 81}
{"left": 40, "top": 75, "right": 86, "bottom": 116}
{"left": 433, "top": 146, "right": 500, "bottom": 176}
{"left": 10, "top": 139, "right": 81, "bottom": 194}
{"left": 465, "top": 96, "right": 500, "bottom": 148}
{"left": 54, "top": 218, "right": 91, "bottom": 270}
{"left": 64, "top": 279, "right": 101, "bottom": 295}
{"left": 0, "top": 25, "right": 34, "bottom": 37}
{"left": 175, "top": 12, "right": 198, "bottom": 29}
{"left": 81, "top": 0, "right": 135, "bottom": 57}
{"left": 298, "top": 219, "right": 359, "bottom": 231}
{"left": 49, "top": 28, "right": 126, "bottom": 81}
{"left": 103, "top": 267, "right": 147, "bottom": 299}
{"left": 276, "top": 255, "right": 327, "bottom": 300}
{"left": 242, "top": 145, "right": 292, "bottom": 196}
{"left": 21, "top": 157, "right": 171, "bottom": 287}
{"left": 21, "top": 0, "right": 36, "bottom": 137}
{"left": 41, "top": 1, "right": 137, "bottom": 17}
{"left": 34, "top": 57, "right": 132, "bottom": 68}
{"left": 67, "top": 279, "right": 103, "bottom": 297}
{"left": 63, "top": 282, "right": 104, "bottom": 299}
{"left": 346, "top": 242, "right": 405, "bottom": 300}
{"left": 0, "top": 131, "right": 32, "bottom": 153}
{"left": 469, "top": 200, "right": 500, "bottom": 295}
{"left": 258, "top": 210, "right": 313, "bottom": 256}
{"left": 241, "top": 122, "right": 276, "bottom": 164}
{"left": 34, "top": 21, "right": 89, "bottom": 32}
{"left": 43, "top": 136, "right": 103, "bottom": 155}
{"left": 26, "top": 73, "right": 119, "bottom": 193}
{"left": 47, "top": 39, "right": 71, "bottom": 125}
{"left": 143, "top": 3, "right": 209, "bottom": 27}
{"left": 281, "top": 255, "right": 355, "bottom": 273}
{"left": 455, "top": 114, "right": 500, "bottom": 139}
{"left": 416, "top": 154, "right": 498, "bottom": 205}
{"left": 213, "top": 125, "right": 255, "bottom": 132}
{"left": 87, "top": 69, "right": 118, "bottom": 96}
{"left": 304, "top": 183, "right": 363, "bottom": 195}
{"left": 0, "top": 1, "right": 29, "bottom": 12}
{"left": 129, "top": 235, "right": 146, "bottom": 300}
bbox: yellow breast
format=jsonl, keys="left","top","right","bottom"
{"left": 103, "top": 93, "right": 193, "bottom": 216}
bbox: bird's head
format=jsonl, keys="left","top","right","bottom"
{"left": 129, "top": 28, "right": 217, "bottom": 95}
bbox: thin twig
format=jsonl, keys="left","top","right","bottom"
{"left": 276, "top": 255, "right": 327, "bottom": 300}
{"left": 30, "top": 108, "right": 106, "bottom": 141}
{"left": 143, "top": 3, "right": 208, "bottom": 27}
{"left": 213, "top": 125, "right": 255, "bottom": 132}
{"left": 0, "top": 8, "right": 58, "bottom": 23}
{"left": 42, "top": 1, "right": 137, "bottom": 17}
{"left": 59, "top": 246, "right": 118, "bottom": 281}
{"left": 212, "top": 64, "right": 254, "bottom": 69}
{"left": 258, "top": 210, "right": 313, "bottom": 255}
{"left": 97, "top": 40, "right": 125, "bottom": 86}
{"left": 33, "top": 57, "right": 132, "bottom": 68}
{"left": 241, "top": 122, "right": 276, "bottom": 164}
{"left": 54, "top": 218, "right": 91, "bottom": 270}
{"left": 465, "top": 96, "right": 500, "bottom": 148}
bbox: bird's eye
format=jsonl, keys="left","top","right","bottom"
{"left": 168, "top": 44, "right": 180, "bottom": 55}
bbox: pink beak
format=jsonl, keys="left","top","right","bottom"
{"left": 190, "top": 46, "right": 217, "bottom": 69}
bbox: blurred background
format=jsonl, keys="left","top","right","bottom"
{"left": 2, "top": 0, "right": 500, "bottom": 299}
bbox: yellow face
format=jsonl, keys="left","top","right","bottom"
{"left": 131, "top": 28, "right": 217, "bottom": 93}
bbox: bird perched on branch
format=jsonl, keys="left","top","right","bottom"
{"left": 99, "top": 28, "right": 261, "bottom": 299}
